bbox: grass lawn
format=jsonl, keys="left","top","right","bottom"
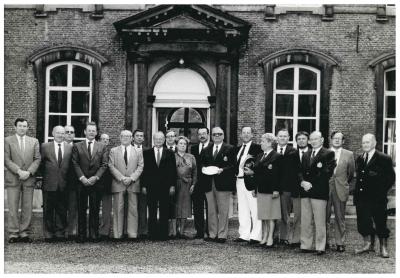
{"left": 4, "top": 213, "right": 396, "bottom": 273}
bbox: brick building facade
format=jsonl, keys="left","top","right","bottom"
{"left": 4, "top": 4, "right": 396, "bottom": 158}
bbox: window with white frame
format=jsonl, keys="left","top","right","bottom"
{"left": 383, "top": 68, "right": 396, "bottom": 161}
{"left": 45, "top": 61, "right": 92, "bottom": 142}
{"left": 273, "top": 65, "right": 320, "bottom": 143}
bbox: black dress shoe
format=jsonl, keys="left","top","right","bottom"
{"left": 138, "top": 234, "right": 148, "bottom": 240}
{"left": 75, "top": 236, "right": 86, "bottom": 243}
{"left": 8, "top": 237, "right": 19, "bottom": 243}
{"left": 316, "top": 251, "right": 325, "bottom": 255}
{"left": 20, "top": 237, "right": 33, "bottom": 243}
{"left": 204, "top": 237, "right": 215, "bottom": 242}
{"left": 300, "top": 249, "right": 314, "bottom": 253}
{"left": 233, "top": 238, "right": 248, "bottom": 243}
{"left": 216, "top": 238, "right": 226, "bottom": 243}
{"left": 127, "top": 237, "right": 139, "bottom": 242}
{"left": 194, "top": 233, "right": 203, "bottom": 239}
{"left": 336, "top": 245, "right": 345, "bottom": 252}
{"left": 249, "top": 239, "right": 260, "bottom": 245}
{"left": 99, "top": 235, "right": 109, "bottom": 241}
{"left": 280, "top": 240, "right": 290, "bottom": 246}
{"left": 290, "top": 243, "right": 301, "bottom": 248}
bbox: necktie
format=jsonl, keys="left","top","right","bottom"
{"left": 261, "top": 152, "right": 267, "bottom": 161}
{"left": 124, "top": 146, "right": 128, "bottom": 166}
{"left": 213, "top": 145, "right": 219, "bottom": 160}
{"left": 200, "top": 143, "right": 204, "bottom": 154}
{"left": 19, "top": 136, "right": 25, "bottom": 154}
{"left": 88, "top": 141, "right": 92, "bottom": 159}
{"left": 301, "top": 150, "right": 305, "bottom": 162}
{"left": 364, "top": 152, "right": 369, "bottom": 165}
{"left": 58, "top": 143, "right": 62, "bottom": 167}
{"left": 170, "top": 146, "right": 173, "bottom": 151}
{"left": 310, "top": 150, "right": 316, "bottom": 165}
{"left": 280, "top": 147, "right": 284, "bottom": 155}
{"left": 236, "top": 144, "right": 246, "bottom": 175}
{"left": 156, "top": 148, "right": 161, "bottom": 166}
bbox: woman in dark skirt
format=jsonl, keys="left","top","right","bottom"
{"left": 245, "top": 133, "right": 282, "bottom": 247}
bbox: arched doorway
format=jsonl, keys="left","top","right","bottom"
{"left": 152, "top": 67, "right": 211, "bottom": 143}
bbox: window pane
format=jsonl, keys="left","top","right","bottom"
{"left": 170, "top": 108, "right": 185, "bottom": 123}
{"left": 72, "top": 65, "right": 90, "bottom": 87}
{"left": 71, "top": 116, "right": 89, "bottom": 138}
{"left": 275, "top": 94, "right": 294, "bottom": 116}
{"left": 188, "top": 108, "right": 203, "bottom": 123}
{"left": 275, "top": 119, "right": 293, "bottom": 139}
{"left": 276, "top": 68, "right": 294, "bottom": 90}
{"left": 385, "top": 96, "right": 396, "bottom": 118}
{"left": 48, "top": 116, "right": 67, "bottom": 137}
{"left": 298, "top": 119, "right": 316, "bottom": 135}
{"left": 299, "top": 68, "right": 317, "bottom": 90}
{"left": 72, "top": 91, "right": 90, "bottom": 113}
{"left": 49, "top": 91, "right": 67, "bottom": 113}
{"left": 384, "top": 144, "right": 396, "bottom": 164}
{"left": 50, "top": 65, "right": 68, "bottom": 86}
{"left": 298, "top": 95, "right": 317, "bottom": 117}
{"left": 386, "top": 70, "right": 395, "bottom": 91}
{"left": 384, "top": 120, "right": 396, "bottom": 143}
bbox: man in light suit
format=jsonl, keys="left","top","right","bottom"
{"left": 200, "top": 127, "right": 236, "bottom": 243}
{"left": 40, "top": 126, "right": 73, "bottom": 242}
{"left": 141, "top": 131, "right": 177, "bottom": 241}
{"left": 72, "top": 122, "right": 108, "bottom": 242}
{"left": 109, "top": 130, "right": 144, "bottom": 240}
{"left": 234, "top": 127, "right": 262, "bottom": 244}
{"left": 299, "top": 131, "right": 336, "bottom": 255}
{"left": 5, "top": 118, "right": 41, "bottom": 243}
{"left": 326, "top": 131, "right": 355, "bottom": 252}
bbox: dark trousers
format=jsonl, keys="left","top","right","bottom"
{"left": 77, "top": 186, "right": 101, "bottom": 239}
{"left": 355, "top": 198, "right": 390, "bottom": 239}
{"left": 42, "top": 190, "right": 68, "bottom": 239}
{"left": 192, "top": 190, "right": 208, "bottom": 237}
{"left": 147, "top": 189, "right": 169, "bottom": 240}
{"left": 137, "top": 192, "right": 148, "bottom": 236}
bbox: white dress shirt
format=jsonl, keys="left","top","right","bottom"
{"left": 122, "top": 144, "right": 133, "bottom": 164}
{"left": 299, "top": 147, "right": 309, "bottom": 162}
{"left": 167, "top": 144, "right": 176, "bottom": 152}
{"left": 133, "top": 144, "right": 142, "bottom": 150}
{"left": 364, "top": 149, "right": 376, "bottom": 164}
{"left": 16, "top": 134, "right": 26, "bottom": 151}
{"left": 85, "top": 138, "right": 95, "bottom": 154}
{"left": 199, "top": 141, "right": 210, "bottom": 154}
{"left": 237, "top": 141, "right": 252, "bottom": 177}
{"left": 277, "top": 144, "right": 287, "bottom": 155}
{"left": 212, "top": 143, "right": 223, "bottom": 155}
{"left": 311, "top": 146, "right": 322, "bottom": 157}
{"left": 53, "top": 141, "right": 65, "bottom": 161}
{"left": 154, "top": 146, "right": 163, "bottom": 161}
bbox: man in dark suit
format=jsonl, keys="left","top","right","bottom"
{"left": 200, "top": 127, "right": 235, "bottom": 243}
{"left": 354, "top": 133, "right": 395, "bottom": 258}
{"left": 5, "top": 118, "right": 41, "bottom": 243}
{"left": 40, "top": 126, "right": 73, "bottom": 242}
{"left": 299, "top": 131, "right": 336, "bottom": 255}
{"left": 72, "top": 122, "right": 108, "bottom": 242}
{"left": 274, "top": 129, "right": 299, "bottom": 246}
{"left": 141, "top": 131, "right": 177, "bottom": 241}
{"left": 233, "top": 127, "right": 262, "bottom": 244}
{"left": 190, "top": 127, "right": 211, "bottom": 239}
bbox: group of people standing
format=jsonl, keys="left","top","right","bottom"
{"left": 4, "top": 118, "right": 395, "bottom": 259}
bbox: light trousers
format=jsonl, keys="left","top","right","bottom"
{"left": 7, "top": 185, "right": 34, "bottom": 238}
{"left": 112, "top": 191, "right": 138, "bottom": 238}
{"left": 300, "top": 198, "right": 327, "bottom": 251}
{"left": 326, "top": 188, "right": 347, "bottom": 246}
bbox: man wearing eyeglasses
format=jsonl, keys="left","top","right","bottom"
{"left": 64, "top": 125, "right": 78, "bottom": 240}
{"left": 200, "top": 127, "right": 235, "bottom": 243}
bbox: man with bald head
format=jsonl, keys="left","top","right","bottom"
{"left": 141, "top": 131, "right": 177, "bottom": 240}
{"left": 40, "top": 126, "right": 73, "bottom": 242}
{"left": 299, "top": 131, "right": 336, "bottom": 255}
{"left": 354, "top": 134, "right": 395, "bottom": 258}
{"left": 200, "top": 127, "right": 236, "bottom": 243}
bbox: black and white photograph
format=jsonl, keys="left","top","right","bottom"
{"left": 1, "top": 0, "right": 397, "bottom": 274}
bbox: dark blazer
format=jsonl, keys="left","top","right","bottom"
{"left": 65, "top": 142, "right": 78, "bottom": 191}
{"left": 276, "top": 145, "right": 300, "bottom": 195}
{"left": 254, "top": 150, "right": 282, "bottom": 194}
{"left": 354, "top": 150, "right": 395, "bottom": 204}
{"left": 141, "top": 147, "right": 177, "bottom": 192}
{"left": 235, "top": 142, "right": 262, "bottom": 174}
{"left": 101, "top": 146, "right": 113, "bottom": 194}
{"left": 200, "top": 142, "right": 236, "bottom": 192}
{"left": 72, "top": 140, "right": 108, "bottom": 189}
{"left": 40, "top": 142, "right": 73, "bottom": 191}
{"left": 299, "top": 147, "right": 336, "bottom": 200}
{"left": 190, "top": 142, "right": 213, "bottom": 193}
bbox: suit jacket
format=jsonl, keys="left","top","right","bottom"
{"left": 254, "top": 150, "right": 282, "bottom": 194}
{"left": 299, "top": 147, "right": 336, "bottom": 200}
{"left": 329, "top": 148, "right": 355, "bottom": 202}
{"left": 72, "top": 140, "right": 108, "bottom": 189}
{"left": 276, "top": 145, "right": 300, "bottom": 195}
{"left": 65, "top": 142, "right": 79, "bottom": 192}
{"left": 40, "top": 142, "right": 73, "bottom": 191}
{"left": 141, "top": 147, "right": 177, "bottom": 193}
{"left": 200, "top": 142, "right": 236, "bottom": 192}
{"left": 4, "top": 134, "right": 41, "bottom": 187}
{"left": 190, "top": 142, "right": 213, "bottom": 194}
{"left": 354, "top": 150, "right": 395, "bottom": 204}
{"left": 108, "top": 145, "right": 144, "bottom": 193}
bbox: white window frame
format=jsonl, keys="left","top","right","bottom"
{"left": 45, "top": 61, "right": 92, "bottom": 142}
{"left": 273, "top": 64, "right": 320, "bottom": 144}
{"left": 383, "top": 68, "right": 396, "bottom": 157}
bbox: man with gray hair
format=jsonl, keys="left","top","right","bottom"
{"left": 354, "top": 133, "right": 395, "bottom": 258}
{"left": 298, "top": 131, "right": 336, "bottom": 255}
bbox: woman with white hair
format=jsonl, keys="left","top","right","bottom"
{"left": 245, "top": 133, "right": 282, "bottom": 247}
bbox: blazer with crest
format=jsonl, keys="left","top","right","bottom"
{"left": 299, "top": 147, "right": 336, "bottom": 200}
{"left": 276, "top": 145, "right": 301, "bottom": 195}
{"left": 71, "top": 140, "right": 108, "bottom": 189}
{"left": 200, "top": 142, "right": 236, "bottom": 192}
{"left": 4, "top": 134, "right": 41, "bottom": 187}
{"left": 40, "top": 141, "right": 73, "bottom": 191}
{"left": 253, "top": 150, "right": 282, "bottom": 194}
{"left": 354, "top": 150, "right": 395, "bottom": 204}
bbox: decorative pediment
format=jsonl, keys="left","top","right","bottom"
{"left": 114, "top": 5, "right": 251, "bottom": 47}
